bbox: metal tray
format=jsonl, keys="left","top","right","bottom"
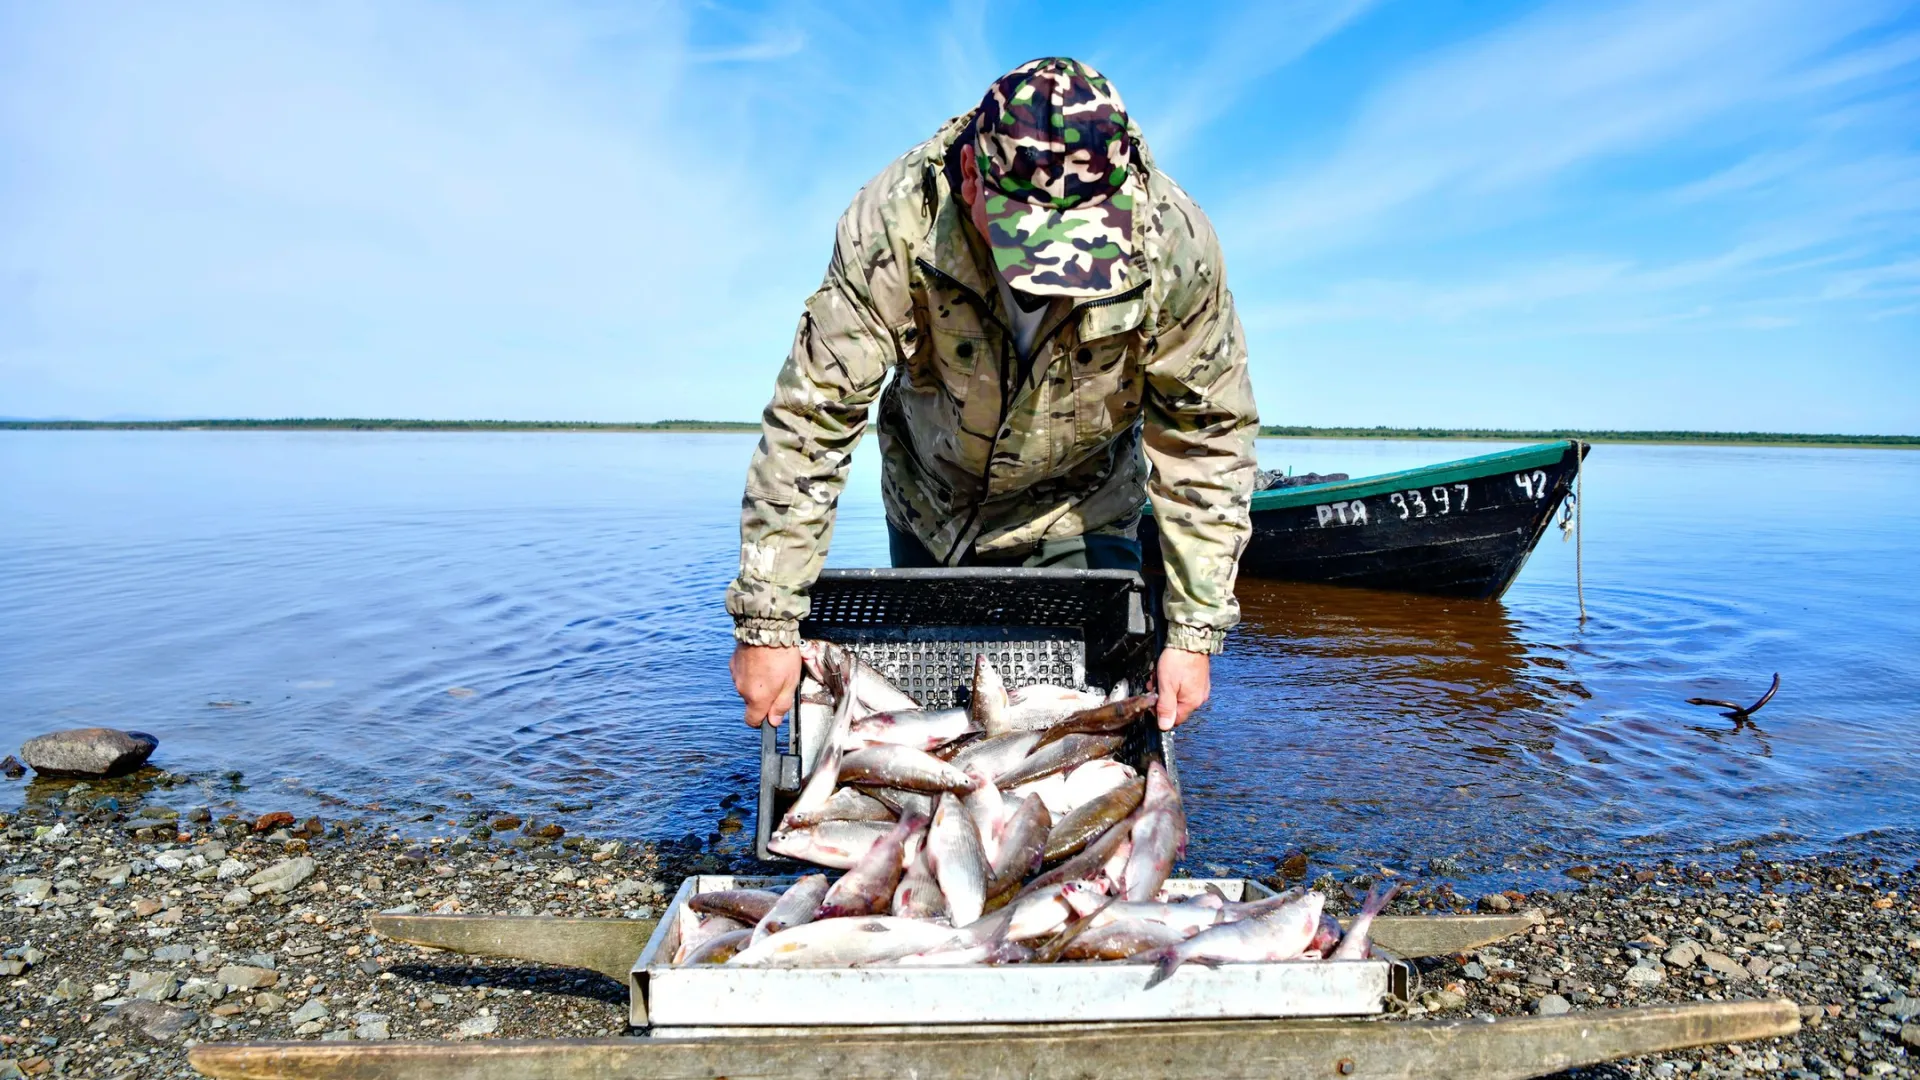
{"left": 758, "top": 567, "right": 1169, "bottom": 861}
{"left": 632, "top": 875, "right": 1396, "bottom": 1033}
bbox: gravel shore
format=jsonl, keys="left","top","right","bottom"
{"left": 2, "top": 769, "right": 1915, "bottom": 1079}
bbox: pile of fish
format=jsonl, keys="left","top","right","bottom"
{"left": 671, "top": 641, "right": 1396, "bottom": 985}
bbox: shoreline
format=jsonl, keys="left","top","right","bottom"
{"left": 3, "top": 421, "right": 1914, "bottom": 449}
{"left": 3, "top": 770, "right": 1914, "bottom": 1078}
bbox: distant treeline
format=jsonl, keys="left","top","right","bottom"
{"left": 4, "top": 419, "right": 1914, "bottom": 447}
{"left": 0, "top": 418, "right": 761, "bottom": 432}
{"left": 1256, "top": 425, "right": 1920, "bottom": 448}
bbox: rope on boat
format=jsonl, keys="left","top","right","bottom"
{"left": 1576, "top": 443, "right": 1586, "bottom": 624}
{"left": 1560, "top": 443, "right": 1587, "bottom": 625}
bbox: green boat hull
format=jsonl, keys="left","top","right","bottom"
{"left": 1142, "top": 440, "right": 1589, "bottom": 600}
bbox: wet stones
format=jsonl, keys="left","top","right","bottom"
{"left": 19, "top": 727, "right": 158, "bottom": 778}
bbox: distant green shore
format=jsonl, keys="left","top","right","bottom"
{"left": 3, "top": 418, "right": 1913, "bottom": 448}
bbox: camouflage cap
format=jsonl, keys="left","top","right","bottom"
{"left": 973, "top": 57, "right": 1139, "bottom": 298}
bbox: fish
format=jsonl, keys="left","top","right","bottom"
{"left": 839, "top": 745, "right": 977, "bottom": 794}
{"left": 687, "top": 889, "right": 781, "bottom": 926}
{"left": 1064, "top": 918, "right": 1189, "bottom": 961}
{"left": 780, "top": 786, "right": 897, "bottom": 830}
{"left": 995, "top": 733, "right": 1125, "bottom": 789}
{"left": 1030, "top": 897, "right": 1117, "bottom": 963}
{"left": 678, "top": 927, "right": 753, "bottom": 965}
{"left": 971, "top": 654, "right": 1011, "bottom": 736}
{"left": 1329, "top": 884, "right": 1401, "bottom": 962}
{"left": 845, "top": 708, "right": 977, "bottom": 752}
{"left": 728, "top": 916, "right": 962, "bottom": 968}
{"left": 949, "top": 731, "right": 1042, "bottom": 780}
{"left": 1001, "top": 880, "right": 1107, "bottom": 942}
{"left": 752, "top": 874, "right": 829, "bottom": 945}
{"left": 765, "top": 820, "right": 893, "bottom": 869}
{"left": 819, "top": 814, "right": 925, "bottom": 919}
{"left": 780, "top": 665, "right": 859, "bottom": 830}
{"left": 1031, "top": 694, "right": 1159, "bottom": 749}
{"left": 1019, "top": 808, "right": 1137, "bottom": 898}
{"left": 1008, "top": 772, "right": 1073, "bottom": 818}
{"left": 1121, "top": 760, "right": 1183, "bottom": 902}
{"left": 1052, "top": 753, "right": 1136, "bottom": 810}
{"left": 800, "top": 640, "right": 920, "bottom": 714}
{"left": 927, "top": 792, "right": 989, "bottom": 926}
{"left": 1308, "top": 914, "right": 1342, "bottom": 958}
{"left": 867, "top": 787, "right": 936, "bottom": 820}
{"left": 892, "top": 840, "right": 946, "bottom": 920}
{"left": 1081, "top": 898, "right": 1222, "bottom": 938}
{"left": 1144, "top": 890, "right": 1326, "bottom": 988}
{"left": 1002, "top": 685, "right": 1107, "bottom": 731}
{"left": 931, "top": 732, "right": 981, "bottom": 761}
{"left": 672, "top": 912, "right": 750, "bottom": 965}
{"left": 1043, "top": 777, "right": 1146, "bottom": 863}
{"left": 962, "top": 770, "right": 1009, "bottom": 867}
{"left": 985, "top": 793, "right": 1051, "bottom": 897}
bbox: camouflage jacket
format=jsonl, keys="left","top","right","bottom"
{"left": 725, "top": 114, "right": 1258, "bottom": 653}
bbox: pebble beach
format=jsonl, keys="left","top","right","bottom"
{"left": 2, "top": 765, "right": 1916, "bottom": 1079}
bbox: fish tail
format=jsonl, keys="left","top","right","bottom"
{"left": 1143, "top": 947, "right": 1181, "bottom": 990}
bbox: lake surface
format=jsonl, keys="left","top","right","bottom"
{"left": 4, "top": 431, "right": 1917, "bottom": 886}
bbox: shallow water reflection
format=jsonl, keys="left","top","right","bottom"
{"left": 3, "top": 432, "right": 1917, "bottom": 887}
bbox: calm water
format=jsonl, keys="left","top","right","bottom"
{"left": 3, "top": 432, "right": 1918, "bottom": 885}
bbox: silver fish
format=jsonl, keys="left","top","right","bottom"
{"left": 799, "top": 640, "right": 920, "bottom": 714}
{"left": 1002, "top": 880, "right": 1107, "bottom": 942}
{"left": 1121, "top": 760, "right": 1183, "bottom": 901}
{"left": 949, "top": 730, "right": 1042, "bottom": 780}
{"left": 819, "top": 814, "right": 925, "bottom": 919}
{"left": 1081, "top": 898, "right": 1221, "bottom": 938}
{"left": 679, "top": 927, "right": 753, "bottom": 965}
{"left": 962, "top": 769, "right": 1009, "bottom": 867}
{"left": 672, "top": 912, "right": 749, "bottom": 965}
{"left": 892, "top": 840, "right": 946, "bottom": 920}
{"left": 840, "top": 744, "right": 977, "bottom": 794}
{"left": 1065, "top": 917, "right": 1189, "bottom": 961}
{"left": 1329, "top": 884, "right": 1401, "bottom": 961}
{"left": 781, "top": 665, "right": 858, "bottom": 829}
{"left": 995, "top": 733, "right": 1125, "bottom": 789}
{"left": 868, "top": 786, "right": 936, "bottom": 820}
{"left": 780, "top": 786, "right": 897, "bottom": 830}
{"left": 728, "top": 915, "right": 961, "bottom": 968}
{"left": 765, "top": 819, "right": 892, "bottom": 869}
{"left": 1020, "top": 807, "right": 1136, "bottom": 898}
{"left": 927, "top": 792, "right": 988, "bottom": 926}
{"left": 971, "top": 654, "right": 1011, "bottom": 736}
{"left": 752, "top": 874, "right": 829, "bottom": 945}
{"left": 985, "top": 793, "right": 1051, "bottom": 897}
{"left": 845, "top": 707, "right": 977, "bottom": 752}
{"left": 1144, "top": 891, "right": 1326, "bottom": 988}
{"left": 1003, "top": 684, "right": 1106, "bottom": 731}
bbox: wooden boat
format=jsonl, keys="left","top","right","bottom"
{"left": 1142, "top": 439, "right": 1590, "bottom": 599}
{"left": 187, "top": 904, "right": 1800, "bottom": 1080}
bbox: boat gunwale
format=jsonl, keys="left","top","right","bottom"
{"left": 1244, "top": 440, "right": 1578, "bottom": 513}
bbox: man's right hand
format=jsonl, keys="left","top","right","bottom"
{"left": 731, "top": 643, "right": 802, "bottom": 728}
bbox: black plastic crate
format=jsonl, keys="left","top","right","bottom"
{"left": 755, "top": 567, "right": 1172, "bottom": 861}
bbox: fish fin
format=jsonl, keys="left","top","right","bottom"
{"left": 1142, "top": 948, "right": 1181, "bottom": 990}
{"left": 1203, "top": 882, "right": 1228, "bottom": 902}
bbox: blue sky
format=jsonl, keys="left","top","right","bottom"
{"left": 2, "top": 0, "right": 1916, "bottom": 432}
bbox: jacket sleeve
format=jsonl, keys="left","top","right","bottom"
{"left": 724, "top": 211, "right": 901, "bottom": 646}
{"left": 1141, "top": 227, "right": 1259, "bottom": 654}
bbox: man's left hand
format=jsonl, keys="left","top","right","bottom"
{"left": 1153, "top": 647, "right": 1211, "bottom": 730}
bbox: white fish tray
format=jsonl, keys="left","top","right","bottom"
{"left": 632, "top": 875, "right": 1398, "bottom": 1034}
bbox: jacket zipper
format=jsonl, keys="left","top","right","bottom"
{"left": 913, "top": 257, "right": 1148, "bottom": 565}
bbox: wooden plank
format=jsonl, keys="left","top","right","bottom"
{"left": 1357, "top": 913, "right": 1539, "bottom": 958}
{"left": 188, "top": 998, "right": 1798, "bottom": 1080}
{"left": 368, "top": 914, "right": 657, "bottom": 983}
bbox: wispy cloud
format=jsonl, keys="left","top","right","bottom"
{"left": 1231, "top": 0, "right": 1914, "bottom": 258}
{"left": 1147, "top": 0, "right": 1381, "bottom": 161}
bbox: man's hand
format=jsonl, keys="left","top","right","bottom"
{"left": 1152, "top": 647, "right": 1211, "bottom": 730}
{"left": 731, "top": 644, "right": 802, "bottom": 728}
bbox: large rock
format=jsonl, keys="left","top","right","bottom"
{"left": 20, "top": 728, "right": 157, "bottom": 778}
